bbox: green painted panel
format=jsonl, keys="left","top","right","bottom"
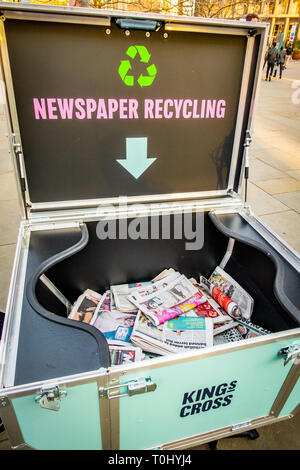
{"left": 120, "top": 337, "right": 299, "bottom": 450}
{"left": 12, "top": 381, "right": 102, "bottom": 450}
{"left": 280, "top": 377, "right": 300, "bottom": 417}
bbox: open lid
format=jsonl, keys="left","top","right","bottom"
{"left": 0, "top": 4, "right": 267, "bottom": 214}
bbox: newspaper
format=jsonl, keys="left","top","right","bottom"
{"left": 213, "top": 320, "right": 271, "bottom": 346}
{"left": 213, "top": 320, "right": 238, "bottom": 336}
{"left": 68, "top": 289, "right": 102, "bottom": 324}
{"left": 128, "top": 275, "right": 199, "bottom": 326}
{"left": 152, "top": 268, "right": 177, "bottom": 282}
{"left": 109, "top": 345, "right": 144, "bottom": 365}
{"left": 97, "top": 290, "right": 115, "bottom": 312}
{"left": 129, "top": 271, "right": 181, "bottom": 298}
{"left": 209, "top": 266, "right": 254, "bottom": 320}
{"left": 213, "top": 327, "right": 244, "bottom": 346}
{"left": 235, "top": 320, "right": 272, "bottom": 339}
{"left": 192, "top": 287, "right": 232, "bottom": 324}
{"left": 131, "top": 311, "right": 214, "bottom": 355}
{"left": 111, "top": 281, "right": 152, "bottom": 312}
{"left": 90, "top": 309, "right": 137, "bottom": 346}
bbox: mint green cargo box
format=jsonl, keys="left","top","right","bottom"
{"left": 0, "top": 3, "right": 299, "bottom": 450}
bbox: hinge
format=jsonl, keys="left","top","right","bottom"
{"left": 231, "top": 420, "right": 252, "bottom": 431}
{"left": 34, "top": 385, "right": 67, "bottom": 411}
{"left": 99, "top": 376, "right": 157, "bottom": 400}
{"left": 12, "top": 133, "right": 30, "bottom": 219}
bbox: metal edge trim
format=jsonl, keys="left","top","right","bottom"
{"left": 0, "top": 4, "right": 269, "bottom": 31}
{"left": 270, "top": 359, "right": 300, "bottom": 417}
{"left": 99, "top": 328, "right": 300, "bottom": 385}
{"left": 29, "top": 191, "right": 229, "bottom": 213}
{"left": 149, "top": 414, "right": 292, "bottom": 450}
{"left": 2, "top": 10, "right": 110, "bottom": 26}
{"left": 97, "top": 371, "right": 111, "bottom": 450}
{"left": 0, "top": 20, "right": 28, "bottom": 217}
{"left": 227, "top": 34, "right": 255, "bottom": 190}
{"left": 164, "top": 23, "right": 249, "bottom": 36}
{"left": 237, "top": 26, "right": 269, "bottom": 194}
{"left": 0, "top": 222, "right": 29, "bottom": 388}
{"left": 28, "top": 198, "right": 242, "bottom": 227}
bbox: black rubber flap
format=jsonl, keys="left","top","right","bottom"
{"left": 4, "top": 16, "right": 249, "bottom": 205}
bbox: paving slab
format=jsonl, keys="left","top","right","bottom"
{"left": 274, "top": 191, "right": 300, "bottom": 213}
{"left": 254, "top": 177, "right": 300, "bottom": 195}
{"left": 0, "top": 243, "right": 16, "bottom": 312}
{"left": 259, "top": 210, "right": 300, "bottom": 253}
{"left": 249, "top": 158, "right": 287, "bottom": 182}
{"left": 246, "top": 181, "right": 289, "bottom": 216}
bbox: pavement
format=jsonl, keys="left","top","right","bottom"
{"left": 0, "top": 60, "right": 300, "bottom": 450}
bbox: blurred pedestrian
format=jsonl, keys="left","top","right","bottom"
{"left": 273, "top": 47, "right": 286, "bottom": 79}
{"left": 284, "top": 43, "right": 293, "bottom": 67}
{"left": 245, "top": 13, "right": 259, "bottom": 22}
{"left": 265, "top": 42, "right": 278, "bottom": 82}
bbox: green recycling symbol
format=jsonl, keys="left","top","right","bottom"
{"left": 118, "top": 45, "right": 157, "bottom": 88}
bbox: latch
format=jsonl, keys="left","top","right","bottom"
{"left": 99, "top": 377, "right": 157, "bottom": 400}
{"left": 35, "top": 385, "right": 67, "bottom": 411}
{"left": 278, "top": 345, "right": 300, "bottom": 366}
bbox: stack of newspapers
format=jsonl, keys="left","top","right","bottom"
{"left": 68, "top": 266, "right": 271, "bottom": 366}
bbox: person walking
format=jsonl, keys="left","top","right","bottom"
{"left": 273, "top": 47, "right": 286, "bottom": 79}
{"left": 284, "top": 44, "right": 293, "bottom": 67}
{"left": 265, "top": 42, "right": 278, "bottom": 82}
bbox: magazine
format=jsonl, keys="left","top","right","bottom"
{"left": 96, "top": 290, "right": 115, "bottom": 312}
{"left": 109, "top": 345, "right": 144, "bottom": 365}
{"left": 91, "top": 309, "right": 137, "bottom": 346}
{"left": 199, "top": 275, "right": 242, "bottom": 319}
{"left": 69, "top": 289, "right": 102, "bottom": 324}
{"left": 192, "top": 286, "right": 232, "bottom": 324}
{"left": 146, "top": 291, "right": 208, "bottom": 326}
{"left": 131, "top": 311, "right": 214, "bottom": 355}
{"left": 209, "top": 266, "right": 254, "bottom": 320}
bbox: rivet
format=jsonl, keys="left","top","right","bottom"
{"left": 125, "top": 30, "right": 130, "bottom": 36}
{"left": 106, "top": 28, "right": 111, "bottom": 35}
{"left": 146, "top": 31, "right": 151, "bottom": 37}
{"left": 163, "top": 32, "right": 168, "bottom": 39}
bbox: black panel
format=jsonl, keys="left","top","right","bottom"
{"left": 5, "top": 19, "right": 247, "bottom": 203}
{"left": 43, "top": 213, "right": 229, "bottom": 306}
{"left": 15, "top": 227, "right": 110, "bottom": 386}
{"left": 209, "top": 212, "right": 300, "bottom": 327}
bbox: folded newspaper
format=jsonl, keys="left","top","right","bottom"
{"left": 129, "top": 274, "right": 202, "bottom": 326}
{"left": 111, "top": 281, "right": 152, "bottom": 313}
{"left": 68, "top": 289, "right": 102, "bottom": 324}
{"left": 131, "top": 311, "right": 214, "bottom": 355}
{"left": 109, "top": 345, "right": 144, "bottom": 365}
{"left": 209, "top": 266, "right": 254, "bottom": 320}
{"left": 91, "top": 309, "right": 137, "bottom": 346}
